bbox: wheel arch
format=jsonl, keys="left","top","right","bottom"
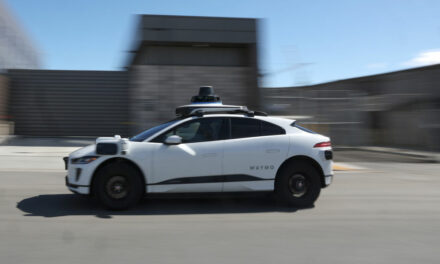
{"left": 90, "top": 157, "right": 146, "bottom": 196}
{"left": 276, "top": 155, "right": 326, "bottom": 188}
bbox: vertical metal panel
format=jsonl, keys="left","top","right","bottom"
{"left": 0, "top": 74, "right": 8, "bottom": 120}
{"left": 9, "top": 70, "right": 130, "bottom": 137}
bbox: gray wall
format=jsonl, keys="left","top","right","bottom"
{"left": 130, "top": 65, "right": 251, "bottom": 134}
{"left": 9, "top": 70, "right": 130, "bottom": 137}
{"left": 262, "top": 64, "right": 440, "bottom": 151}
{"left": 137, "top": 46, "right": 249, "bottom": 67}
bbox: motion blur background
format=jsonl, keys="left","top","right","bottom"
{"left": 1, "top": 2, "right": 440, "bottom": 263}
{"left": 1, "top": 0, "right": 439, "bottom": 152}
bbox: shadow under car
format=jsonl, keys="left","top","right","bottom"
{"left": 16, "top": 193, "right": 310, "bottom": 218}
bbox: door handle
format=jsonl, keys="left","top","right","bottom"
{"left": 202, "top": 153, "right": 218, "bottom": 158}
{"left": 266, "top": 149, "right": 280, "bottom": 154}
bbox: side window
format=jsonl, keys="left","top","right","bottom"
{"left": 152, "top": 117, "right": 227, "bottom": 143}
{"left": 175, "top": 122, "right": 200, "bottom": 141}
{"left": 230, "top": 118, "right": 261, "bottom": 139}
{"left": 261, "top": 120, "right": 285, "bottom": 136}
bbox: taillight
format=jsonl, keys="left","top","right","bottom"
{"left": 314, "top": 141, "right": 331, "bottom": 148}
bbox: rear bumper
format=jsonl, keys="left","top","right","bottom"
{"left": 65, "top": 176, "right": 90, "bottom": 195}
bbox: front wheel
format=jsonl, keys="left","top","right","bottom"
{"left": 93, "top": 163, "right": 144, "bottom": 210}
{"left": 275, "top": 160, "right": 321, "bottom": 207}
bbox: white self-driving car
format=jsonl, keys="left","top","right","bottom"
{"left": 64, "top": 87, "right": 333, "bottom": 210}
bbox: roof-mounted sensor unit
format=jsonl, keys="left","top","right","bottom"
{"left": 175, "top": 86, "right": 267, "bottom": 117}
{"left": 191, "top": 86, "right": 222, "bottom": 104}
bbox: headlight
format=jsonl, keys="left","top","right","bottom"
{"left": 71, "top": 156, "right": 99, "bottom": 164}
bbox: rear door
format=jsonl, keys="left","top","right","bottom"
{"left": 222, "top": 117, "right": 288, "bottom": 191}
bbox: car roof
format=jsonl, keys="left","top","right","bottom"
{"left": 193, "top": 114, "right": 295, "bottom": 129}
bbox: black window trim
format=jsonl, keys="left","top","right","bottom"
{"left": 150, "top": 116, "right": 286, "bottom": 143}
{"left": 291, "top": 121, "right": 317, "bottom": 134}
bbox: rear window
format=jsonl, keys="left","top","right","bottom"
{"left": 230, "top": 118, "right": 286, "bottom": 139}
{"left": 261, "top": 120, "right": 285, "bottom": 136}
{"left": 292, "top": 122, "right": 317, "bottom": 134}
{"left": 231, "top": 118, "right": 260, "bottom": 139}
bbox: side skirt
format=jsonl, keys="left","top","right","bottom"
{"left": 146, "top": 175, "right": 275, "bottom": 193}
{"left": 147, "top": 174, "right": 274, "bottom": 185}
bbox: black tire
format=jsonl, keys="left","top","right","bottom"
{"left": 275, "top": 160, "right": 321, "bottom": 207}
{"left": 93, "top": 163, "right": 144, "bottom": 210}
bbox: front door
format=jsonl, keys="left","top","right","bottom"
{"left": 149, "top": 117, "right": 228, "bottom": 193}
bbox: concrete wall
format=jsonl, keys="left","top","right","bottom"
{"left": 130, "top": 65, "right": 251, "bottom": 134}
{"left": 263, "top": 64, "right": 440, "bottom": 151}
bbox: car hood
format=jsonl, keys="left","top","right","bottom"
{"left": 69, "top": 144, "right": 96, "bottom": 159}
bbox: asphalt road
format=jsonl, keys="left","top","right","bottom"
{"left": 0, "top": 150, "right": 440, "bottom": 264}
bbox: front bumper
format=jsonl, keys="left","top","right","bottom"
{"left": 324, "top": 174, "right": 333, "bottom": 186}
{"left": 64, "top": 155, "right": 94, "bottom": 195}
{"left": 65, "top": 176, "right": 90, "bottom": 195}
{"left": 63, "top": 156, "right": 69, "bottom": 170}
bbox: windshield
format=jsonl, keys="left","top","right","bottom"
{"left": 130, "top": 120, "right": 180, "bottom": 142}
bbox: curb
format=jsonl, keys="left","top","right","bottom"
{"left": 333, "top": 146, "right": 440, "bottom": 163}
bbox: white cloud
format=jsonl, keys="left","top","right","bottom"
{"left": 366, "top": 62, "right": 388, "bottom": 69}
{"left": 403, "top": 49, "right": 440, "bottom": 67}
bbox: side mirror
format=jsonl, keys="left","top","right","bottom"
{"left": 164, "top": 135, "right": 182, "bottom": 145}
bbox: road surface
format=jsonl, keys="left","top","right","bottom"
{"left": 0, "top": 147, "right": 439, "bottom": 264}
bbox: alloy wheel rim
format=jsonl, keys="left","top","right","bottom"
{"left": 106, "top": 175, "right": 129, "bottom": 199}
{"left": 288, "top": 174, "right": 308, "bottom": 198}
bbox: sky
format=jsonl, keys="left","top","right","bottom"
{"left": 3, "top": 0, "right": 440, "bottom": 87}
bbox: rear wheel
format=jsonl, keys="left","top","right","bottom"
{"left": 275, "top": 160, "right": 321, "bottom": 207}
{"left": 93, "top": 163, "right": 143, "bottom": 210}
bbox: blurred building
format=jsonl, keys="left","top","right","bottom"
{"left": 0, "top": 1, "right": 40, "bottom": 70}
{"left": 127, "top": 15, "right": 259, "bottom": 132}
{"left": 2, "top": 11, "right": 440, "bottom": 152}
{"left": 0, "top": 0, "right": 40, "bottom": 134}
{"left": 262, "top": 64, "right": 440, "bottom": 151}
{"left": 7, "top": 15, "right": 258, "bottom": 136}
